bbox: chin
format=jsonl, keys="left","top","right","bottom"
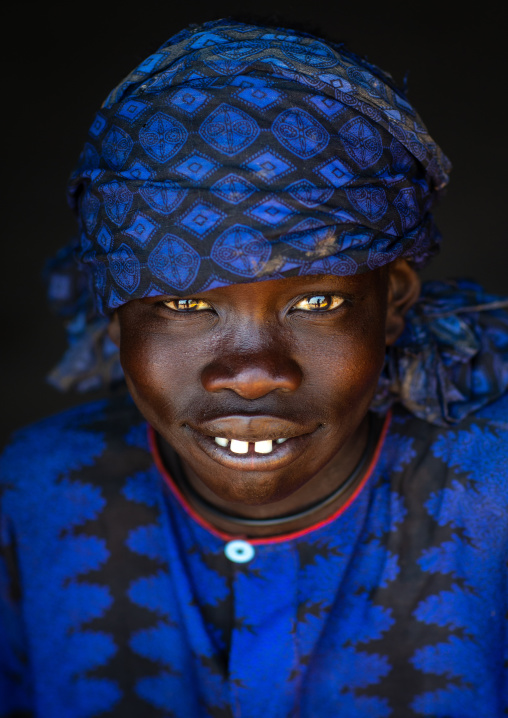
{"left": 200, "top": 467, "right": 307, "bottom": 507}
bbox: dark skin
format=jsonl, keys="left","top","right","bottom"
{"left": 109, "top": 260, "right": 420, "bottom": 538}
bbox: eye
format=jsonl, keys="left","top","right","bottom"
{"left": 292, "top": 294, "right": 345, "bottom": 312}
{"left": 163, "top": 298, "right": 212, "bottom": 312}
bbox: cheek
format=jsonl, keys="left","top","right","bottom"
{"left": 119, "top": 327, "right": 193, "bottom": 416}
{"left": 341, "top": 326, "right": 386, "bottom": 390}
{"left": 298, "top": 312, "right": 386, "bottom": 417}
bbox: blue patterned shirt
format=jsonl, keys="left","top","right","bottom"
{"left": 1, "top": 393, "right": 507, "bottom": 717}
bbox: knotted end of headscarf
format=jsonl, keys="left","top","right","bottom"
{"left": 372, "top": 280, "right": 508, "bottom": 424}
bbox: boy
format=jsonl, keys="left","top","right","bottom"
{"left": 1, "top": 19, "right": 507, "bottom": 718}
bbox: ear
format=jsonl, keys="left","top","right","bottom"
{"left": 385, "top": 259, "right": 421, "bottom": 346}
{"left": 107, "top": 311, "right": 121, "bottom": 348}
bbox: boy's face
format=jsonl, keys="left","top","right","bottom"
{"left": 112, "top": 269, "right": 396, "bottom": 515}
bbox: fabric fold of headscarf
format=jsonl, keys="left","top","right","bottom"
{"left": 372, "top": 280, "right": 508, "bottom": 425}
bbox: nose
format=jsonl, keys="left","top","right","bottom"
{"left": 201, "top": 352, "right": 303, "bottom": 399}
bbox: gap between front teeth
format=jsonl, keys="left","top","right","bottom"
{"left": 214, "top": 437, "right": 287, "bottom": 454}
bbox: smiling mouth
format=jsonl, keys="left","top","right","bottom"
{"left": 196, "top": 430, "right": 307, "bottom": 469}
{"left": 185, "top": 415, "right": 317, "bottom": 471}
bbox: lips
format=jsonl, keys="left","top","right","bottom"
{"left": 185, "top": 415, "right": 318, "bottom": 471}
{"left": 196, "top": 414, "right": 309, "bottom": 440}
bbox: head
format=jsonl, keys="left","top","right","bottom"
{"left": 107, "top": 260, "right": 419, "bottom": 510}
{"left": 64, "top": 19, "right": 448, "bottom": 513}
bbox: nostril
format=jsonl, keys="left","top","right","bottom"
{"left": 201, "top": 361, "right": 302, "bottom": 398}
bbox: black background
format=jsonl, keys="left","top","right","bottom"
{"left": 2, "top": 1, "right": 507, "bottom": 446}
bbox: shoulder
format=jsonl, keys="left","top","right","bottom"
{"left": 382, "top": 395, "right": 508, "bottom": 554}
{"left": 427, "top": 392, "right": 508, "bottom": 478}
{"left": 388, "top": 391, "right": 508, "bottom": 470}
{"left": 385, "top": 393, "right": 508, "bottom": 529}
{"left": 0, "top": 393, "right": 147, "bottom": 497}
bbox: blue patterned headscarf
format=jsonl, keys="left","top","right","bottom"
{"left": 49, "top": 19, "right": 508, "bottom": 425}
{"left": 68, "top": 19, "right": 450, "bottom": 312}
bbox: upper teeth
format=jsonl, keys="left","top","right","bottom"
{"left": 230, "top": 439, "right": 249, "bottom": 454}
{"left": 253, "top": 440, "right": 272, "bottom": 454}
{"left": 214, "top": 437, "right": 288, "bottom": 454}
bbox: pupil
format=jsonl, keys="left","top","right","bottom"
{"left": 309, "top": 295, "right": 328, "bottom": 308}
